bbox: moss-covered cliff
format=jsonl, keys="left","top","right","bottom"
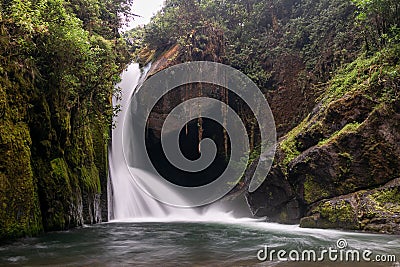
{"left": 247, "top": 45, "right": 400, "bottom": 233}
{"left": 0, "top": 0, "right": 132, "bottom": 240}
{"left": 0, "top": 65, "right": 43, "bottom": 239}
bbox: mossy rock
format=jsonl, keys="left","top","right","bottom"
{"left": 300, "top": 199, "right": 358, "bottom": 230}
{"left": 80, "top": 164, "right": 101, "bottom": 193}
{"left": 301, "top": 178, "right": 400, "bottom": 234}
{"left": 303, "top": 175, "right": 330, "bottom": 204}
{"left": 0, "top": 120, "right": 43, "bottom": 239}
{"left": 38, "top": 157, "right": 79, "bottom": 231}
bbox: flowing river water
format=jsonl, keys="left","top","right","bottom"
{"left": 0, "top": 220, "right": 399, "bottom": 266}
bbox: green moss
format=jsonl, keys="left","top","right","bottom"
{"left": 369, "top": 188, "right": 400, "bottom": 213}
{"left": 0, "top": 120, "right": 43, "bottom": 239}
{"left": 372, "top": 188, "right": 400, "bottom": 203}
{"left": 304, "top": 175, "right": 330, "bottom": 204}
{"left": 318, "top": 122, "right": 361, "bottom": 146}
{"left": 69, "top": 122, "right": 102, "bottom": 195}
{"left": 0, "top": 57, "right": 45, "bottom": 239}
{"left": 91, "top": 124, "right": 108, "bottom": 194}
{"left": 302, "top": 199, "right": 358, "bottom": 230}
{"left": 80, "top": 165, "right": 101, "bottom": 193}
{"left": 46, "top": 158, "right": 74, "bottom": 229}
{"left": 280, "top": 116, "right": 310, "bottom": 173}
{"left": 51, "top": 158, "right": 71, "bottom": 189}
{"left": 318, "top": 200, "right": 356, "bottom": 226}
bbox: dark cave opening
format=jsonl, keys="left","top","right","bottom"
{"left": 145, "top": 118, "right": 230, "bottom": 187}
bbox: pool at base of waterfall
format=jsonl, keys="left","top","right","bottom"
{"left": 0, "top": 220, "right": 399, "bottom": 266}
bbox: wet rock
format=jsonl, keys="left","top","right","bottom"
{"left": 301, "top": 178, "right": 400, "bottom": 234}
{"left": 245, "top": 51, "right": 400, "bottom": 232}
{"left": 246, "top": 161, "right": 303, "bottom": 224}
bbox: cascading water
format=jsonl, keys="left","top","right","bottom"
{"left": 108, "top": 63, "right": 249, "bottom": 221}
{"left": 108, "top": 63, "right": 163, "bottom": 220}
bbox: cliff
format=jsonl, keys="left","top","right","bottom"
{"left": 247, "top": 46, "right": 400, "bottom": 233}
{"left": 144, "top": 36, "right": 399, "bottom": 234}
{"left": 134, "top": 0, "right": 400, "bottom": 233}
{"left": 0, "top": 0, "right": 130, "bottom": 240}
{"left": 0, "top": 70, "right": 108, "bottom": 237}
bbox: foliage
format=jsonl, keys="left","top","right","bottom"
{"left": 130, "top": 0, "right": 362, "bottom": 89}
{"left": 0, "top": 0, "right": 132, "bottom": 239}
{"left": 352, "top": 0, "right": 400, "bottom": 49}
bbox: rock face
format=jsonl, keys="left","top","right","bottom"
{"left": 245, "top": 158, "right": 302, "bottom": 224}
{"left": 300, "top": 178, "right": 400, "bottom": 234}
{"left": 143, "top": 24, "right": 400, "bottom": 233}
{"left": 140, "top": 25, "right": 238, "bottom": 188}
{"left": 0, "top": 60, "right": 109, "bottom": 240}
{"left": 143, "top": 25, "right": 227, "bottom": 137}
{"left": 246, "top": 47, "right": 400, "bottom": 233}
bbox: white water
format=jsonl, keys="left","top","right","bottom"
{"left": 108, "top": 63, "right": 250, "bottom": 221}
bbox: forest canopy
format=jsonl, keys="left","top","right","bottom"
{"left": 0, "top": 0, "right": 134, "bottom": 124}
{"left": 128, "top": 0, "right": 399, "bottom": 91}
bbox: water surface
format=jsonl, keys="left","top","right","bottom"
{"left": 0, "top": 220, "right": 398, "bottom": 266}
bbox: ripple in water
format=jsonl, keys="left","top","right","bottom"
{"left": 0, "top": 221, "right": 398, "bottom": 266}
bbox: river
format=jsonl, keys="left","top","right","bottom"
{"left": 0, "top": 220, "right": 398, "bottom": 266}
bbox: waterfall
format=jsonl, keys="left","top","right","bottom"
{"left": 108, "top": 63, "right": 196, "bottom": 220}
{"left": 108, "top": 63, "right": 252, "bottom": 222}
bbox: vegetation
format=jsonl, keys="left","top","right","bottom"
{"left": 129, "top": 0, "right": 399, "bottom": 97}
{"left": 317, "top": 122, "right": 361, "bottom": 146}
{"left": 0, "top": 0, "right": 133, "bottom": 239}
{"left": 352, "top": 0, "right": 400, "bottom": 49}
{"left": 1, "top": 0, "right": 399, "bottom": 238}
{"left": 129, "top": 0, "right": 363, "bottom": 89}
{"left": 318, "top": 200, "right": 356, "bottom": 226}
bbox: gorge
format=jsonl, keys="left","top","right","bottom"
{"left": 0, "top": 0, "right": 400, "bottom": 265}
